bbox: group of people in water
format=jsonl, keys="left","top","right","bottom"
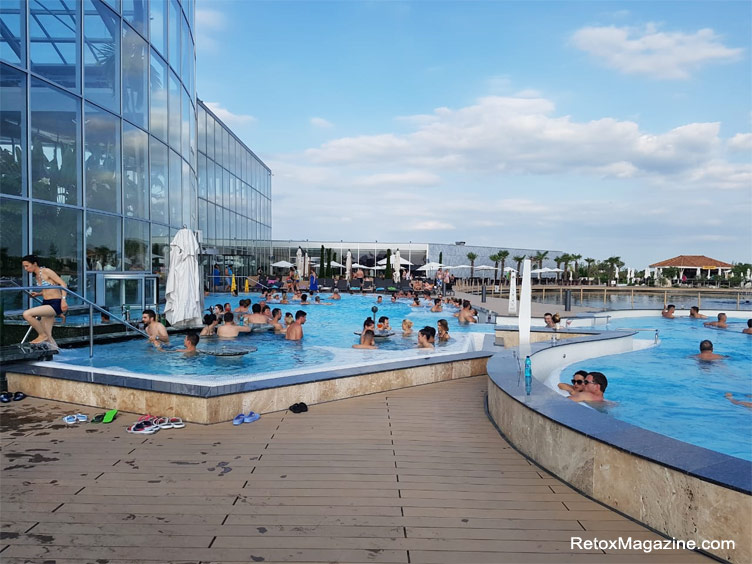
{"left": 661, "top": 304, "right": 752, "bottom": 334}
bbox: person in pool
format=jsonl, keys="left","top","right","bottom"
{"left": 402, "top": 319, "right": 413, "bottom": 336}
{"left": 244, "top": 303, "right": 269, "bottom": 324}
{"left": 217, "top": 312, "right": 251, "bottom": 338}
{"left": 331, "top": 289, "right": 341, "bottom": 300}
{"left": 360, "top": 317, "right": 375, "bottom": 344}
{"left": 269, "top": 308, "right": 285, "bottom": 333}
{"left": 142, "top": 309, "right": 169, "bottom": 348}
{"left": 417, "top": 326, "right": 436, "bottom": 349}
{"left": 280, "top": 292, "right": 290, "bottom": 304}
{"left": 558, "top": 370, "right": 589, "bottom": 397}
{"left": 689, "top": 306, "right": 707, "bottom": 319}
{"left": 377, "top": 316, "right": 391, "bottom": 332}
{"left": 662, "top": 304, "right": 676, "bottom": 319}
{"left": 704, "top": 313, "right": 728, "bottom": 329}
{"left": 376, "top": 295, "right": 383, "bottom": 304}
{"left": 743, "top": 319, "right": 752, "bottom": 334}
{"left": 437, "top": 319, "right": 450, "bottom": 342}
{"left": 430, "top": 298, "right": 443, "bottom": 313}
{"left": 457, "top": 300, "right": 477, "bottom": 324}
{"left": 353, "top": 330, "right": 377, "bottom": 349}
{"left": 724, "top": 393, "right": 752, "bottom": 409}
{"left": 200, "top": 313, "right": 218, "bottom": 336}
{"left": 693, "top": 340, "right": 725, "bottom": 361}
{"left": 284, "top": 312, "right": 294, "bottom": 327}
{"left": 569, "top": 372, "right": 607, "bottom": 403}
{"left": 314, "top": 295, "right": 332, "bottom": 305}
{"left": 543, "top": 312, "right": 556, "bottom": 328}
{"left": 175, "top": 333, "right": 200, "bottom": 355}
{"left": 285, "top": 310, "right": 306, "bottom": 340}
{"left": 21, "top": 254, "right": 68, "bottom": 349}
{"left": 411, "top": 297, "right": 421, "bottom": 307}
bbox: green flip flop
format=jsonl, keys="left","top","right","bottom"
{"left": 102, "top": 409, "right": 118, "bottom": 424}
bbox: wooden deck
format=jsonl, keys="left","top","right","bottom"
{"left": 1, "top": 376, "right": 710, "bottom": 563}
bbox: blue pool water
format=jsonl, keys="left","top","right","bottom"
{"left": 54, "top": 293, "right": 492, "bottom": 381}
{"left": 562, "top": 316, "right": 752, "bottom": 461}
{"left": 534, "top": 291, "right": 752, "bottom": 311}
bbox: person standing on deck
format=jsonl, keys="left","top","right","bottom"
{"left": 21, "top": 255, "right": 68, "bottom": 350}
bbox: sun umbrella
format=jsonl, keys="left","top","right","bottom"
{"left": 271, "top": 260, "right": 294, "bottom": 269}
{"left": 508, "top": 270, "right": 517, "bottom": 314}
{"left": 416, "top": 262, "right": 444, "bottom": 272}
{"left": 164, "top": 228, "right": 203, "bottom": 328}
{"left": 296, "top": 247, "right": 304, "bottom": 276}
{"left": 304, "top": 253, "right": 310, "bottom": 276}
{"left": 330, "top": 260, "right": 345, "bottom": 268}
{"left": 346, "top": 250, "right": 352, "bottom": 281}
{"left": 377, "top": 254, "right": 413, "bottom": 266}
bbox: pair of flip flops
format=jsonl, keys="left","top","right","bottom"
{"left": 62, "top": 413, "right": 89, "bottom": 424}
{"left": 0, "top": 392, "right": 26, "bottom": 403}
{"left": 91, "top": 409, "right": 118, "bottom": 424}
{"left": 233, "top": 412, "right": 260, "bottom": 425}
{"left": 289, "top": 402, "right": 308, "bottom": 413}
{"left": 126, "top": 419, "right": 160, "bottom": 434}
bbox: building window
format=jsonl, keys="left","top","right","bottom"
{"left": 149, "top": 50, "right": 167, "bottom": 142}
{"left": 123, "top": 123, "right": 148, "bottom": 219}
{"left": 32, "top": 202, "right": 82, "bottom": 291}
{"left": 84, "top": 103, "right": 121, "bottom": 213}
{"left": 0, "top": 64, "right": 26, "bottom": 196}
{"left": 30, "top": 0, "right": 80, "bottom": 92}
{"left": 167, "top": 0, "right": 180, "bottom": 72}
{"left": 83, "top": 0, "right": 120, "bottom": 112}
{"left": 168, "top": 69, "right": 180, "bottom": 150}
{"left": 122, "top": 23, "right": 148, "bottom": 129}
{"left": 122, "top": 0, "right": 147, "bottom": 38}
{"left": 0, "top": 197, "right": 27, "bottom": 308}
{"left": 0, "top": 0, "right": 25, "bottom": 66}
{"left": 30, "top": 78, "right": 80, "bottom": 205}
{"left": 86, "top": 210, "right": 121, "bottom": 270}
{"left": 168, "top": 148, "right": 181, "bottom": 226}
{"left": 149, "top": 136, "right": 168, "bottom": 224}
{"left": 124, "top": 217, "right": 148, "bottom": 271}
{"left": 149, "top": 0, "right": 166, "bottom": 58}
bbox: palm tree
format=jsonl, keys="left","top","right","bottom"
{"left": 553, "top": 255, "right": 563, "bottom": 282}
{"left": 561, "top": 253, "right": 572, "bottom": 284}
{"left": 489, "top": 253, "right": 501, "bottom": 286}
{"left": 467, "top": 252, "right": 478, "bottom": 279}
{"left": 605, "top": 256, "right": 623, "bottom": 282}
{"left": 498, "top": 250, "right": 509, "bottom": 285}
{"left": 513, "top": 254, "right": 525, "bottom": 274}
{"left": 532, "top": 251, "right": 549, "bottom": 270}
{"left": 585, "top": 257, "right": 596, "bottom": 279}
{"left": 570, "top": 253, "right": 582, "bottom": 282}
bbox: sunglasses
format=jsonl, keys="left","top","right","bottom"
{"left": 584, "top": 380, "right": 596, "bottom": 385}
{"left": 571, "top": 379, "right": 584, "bottom": 385}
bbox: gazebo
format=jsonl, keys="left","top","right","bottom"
{"left": 649, "top": 255, "right": 733, "bottom": 281}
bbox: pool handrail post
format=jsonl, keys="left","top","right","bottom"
{"left": 89, "top": 304, "right": 94, "bottom": 358}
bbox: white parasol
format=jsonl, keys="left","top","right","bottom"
{"left": 295, "top": 247, "right": 304, "bottom": 276}
{"left": 271, "top": 260, "right": 294, "bottom": 269}
{"left": 164, "top": 228, "right": 203, "bottom": 328}
{"left": 508, "top": 269, "right": 517, "bottom": 314}
{"left": 417, "top": 262, "right": 444, "bottom": 273}
{"left": 303, "top": 252, "right": 310, "bottom": 276}
{"left": 393, "top": 249, "right": 402, "bottom": 283}
{"left": 518, "top": 259, "right": 532, "bottom": 344}
{"left": 345, "top": 250, "right": 353, "bottom": 281}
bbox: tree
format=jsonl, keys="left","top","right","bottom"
{"left": 326, "top": 248, "right": 332, "bottom": 278}
{"left": 585, "top": 257, "right": 596, "bottom": 279}
{"left": 513, "top": 254, "right": 525, "bottom": 274}
{"left": 570, "top": 253, "right": 582, "bottom": 281}
{"left": 385, "top": 249, "right": 393, "bottom": 280}
{"left": 605, "top": 256, "right": 624, "bottom": 281}
{"left": 553, "top": 255, "right": 563, "bottom": 282}
{"left": 467, "top": 252, "right": 478, "bottom": 279}
{"left": 489, "top": 253, "right": 500, "bottom": 286}
{"left": 561, "top": 253, "right": 573, "bottom": 284}
{"left": 438, "top": 251, "right": 443, "bottom": 265}
{"left": 498, "top": 250, "right": 509, "bottom": 285}
{"left": 533, "top": 250, "right": 549, "bottom": 270}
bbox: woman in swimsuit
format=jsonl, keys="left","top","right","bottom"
{"left": 21, "top": 254, "right": 68, "bottom": 349}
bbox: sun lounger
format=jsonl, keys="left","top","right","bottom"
{"left": 350, "top": 280, "right": 362, "bottom": 291}
{"left": 362, "top": 280, "right": 374, "bottom": 292}
{"left": 336, "top": 279, "right": 349, "bottom": 291}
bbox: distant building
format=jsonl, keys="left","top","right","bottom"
{"left": 649, "top": 255, "right": 733, "bottom": 280}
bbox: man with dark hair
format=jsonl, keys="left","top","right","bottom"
{"left": 217, "top": 312, "right": 251, "bottom": 338}
{"left": 558, "top": 369, "right": 588, "bottom": 396}
{"left": 457, "top": 300, "right": 476, "bottom": 324}
{"left": 269, "top": 308, "right": 285, "bottom": 333}
{"left": 244, "top": 303, "right": 269, "bottom": 324}
{"left": 569, "top": 372, "right": 607, "bottom": 402}
{"left": 704, "top": 313, "right": 728, "bottom": 329}
{"left": 285, "top": 310, "right": 307, "bottom": 340}
{"left": 689, "top": 306, "right": 707, "bottom": 319}
{"left": 417, "top": 326, "right": 436, "bottom": 349}
{"left": 744, "top": 319, "right": 752, "bottom": 335}
{"left": 694, "top": 340, "right": 724, "bottom": 361}
{"left": 662, "top": 304, "right": 675, "bottom": 319}
{"left": 142, "top": 309, "right": 169, "bottom": 347}
{"left": 543, "top": 312, "right": 556, "bottom": 328}
{"left": 176, "top": 332, "right": 200, "bottom": 355}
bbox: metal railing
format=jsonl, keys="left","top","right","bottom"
{"left": 0, "top": 285, "right": 150, "bottom": 358}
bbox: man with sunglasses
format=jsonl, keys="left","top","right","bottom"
{"left": 558, "top": 370, "right": 588, "bottom": 397}
{"left": 569, "top": 372, "right": 608, "bottom": 403}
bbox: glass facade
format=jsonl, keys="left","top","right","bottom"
{"left": 0, "top": 1, "right": 271, "bottom": 311}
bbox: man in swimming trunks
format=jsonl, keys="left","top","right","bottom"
{"left": 569, "top": 372, "right": 607, "bottom": 402}
{"left": 376, "top": 295, "right": 383, "bottom": 304}
{"left": 689, "top": 306, "right": 707, "bottom": 319}
{"left": 693, "top": 340, "right": 725, "bottom": 360}
{"left": 704, "top": 313, "right": 728, "bottom": 328}
{"left": 377, "top": 316, "right": 391, "bottom": 332}
{"left": 430, "top": 298, "right": 443, "bottom": 313}
{"left": 353, "top": 330, "right": 378, "bottom": 349}
{"left": 744, "top": 320, "right": 752, "bottom": 334}
{"left": 331, "top": 289, "right": 341, "bottom": 300}
{"left": 142, "top": 309, "right": 169, "bottom": 348}
{"left": 175, "top": 332, "right": 200, "bottom": 355}
{"left": 457, "top": 300, "right": 477, "bottom": 324}
{"left": 558, "top": 370, "right": 588, "bottom": 397}
{"left": 300, "top": 293, "right": 309, "bottom": 305}
{"left": 21, "top": 254, "right": 68, "bottom": 349}
{"left": 269, "top": 308, "right": 285, "bottom": 333}
{"left": 285, "top": 310, "right": 306, "bottom": 340}
{"left": 543, "top": 313, "right": 556, "bottom": 328}
{"left": 662, "top": 304, "right": 676, "bottom": 319}
{"left": 217, "top": 312, "right": 251, "bottom": 338}
{"left": 244, "top": 303, "right": 270, "bottom": 324}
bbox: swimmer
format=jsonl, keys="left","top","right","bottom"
{"left": 142, "top": 309, "right": 169, "bottom": 348}
{"left": 693, "top": 340, "right": 725, "bottom": 361}
{"left": 724, "top": 393, "right": 752, "bottom": 409}
{"left": 376, "top": 295, "right": 383, "bottom": 304}
{"left": 176, "top": 333, "right": 200, "bottom": 355}
{"left": 457, "top": 300, "right": 477, "bottom": 324}
{"left": 377, "top": 316, "right": 391, "bottom": 332}
{"left": 430, "top": 298, "right": 443, "bottom": 313}
{"left": 331, "top": 289, "right": 342, "bottom": 300}
{"left": 284, "top": 312, "right": 294, "bottom": 327}
{"left": 543, "top": 312, "right": 556, "bottom": 328}
{"left": 569, "top": 372, "right": 607, "bottom": 403}
{"left": 662, "top": 304, "right": 675, "bottom": 319}
{"left": 217, "top": 312, "right": 251, "bottom": 338}
{"left": 552, "top": 313, "right": 561, "bottom": 329}
{"left": 360, "top": 317, "right": 375, "bottom": 344}
{"left": 234, "top": 299, "right": 250, "bottom": 313}
{"left": 353, "top": 329, "right": 378, "bottom": 349}
{"left": 417, "top": 326, "right": 436, "bottom": 349}
{"left": 200, "top": 313, "right": 218, "bottom": 336}
{"left": 243, "top": 303, "right": 269, "bottom": 324}
{"left": 704, "top": 313, "right": 728, "bottom": 329}
{"left": 262, "top": 305, "right": 273, "bottom": 319}
{"left": 743, "top": 319, "right": 752, "bottom": 334}
{"left": 280, "top": 292, "right": 289, "bottom": 304}
{"left": 437, "top": 319, "right": 450, "bottom": 342}
{"left": 402, "top": 319, "right": 413, "bottom": 336}
{"left": 314, "top": 295, "right": 333, "bottom": 305}
{"left": 21, "top": 254, "right": 68, "bottom": 349}
{"left": 689, "top": 306, "right": 707, "bottom": 319}
{"left": 224, "top": 302, "right": 232, "bottom": 313}
{"left": 411, "top": 297, "right": 421, "bottom": 308}
{"left": 269, "top": 308, "right": 285, "bottom": 333}
{"left": 300, "top": 293, "right": 309, "bottom": 305}
{"left": 558, "top": 370, "right": 588, "bottom": 397}
{"left": 285, "top": 310, "right": 306, "bottom": 340}
{"left": 390, "top": 294, "right": 397, "bottom": 303}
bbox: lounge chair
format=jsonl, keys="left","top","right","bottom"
{"left": 350, "top": 280, "right": 362, "bottom": 292}
{"left": 374, "top": 277, "right": 388, "bottom": 292}
{"left": 362, "top": 280, "right": 374, "bottom": 292}
{"left": 319, "top": 278, "right": 334, "bottom": 291}
{"left": 336, "top": 279, "right": 349, "bottom": 291}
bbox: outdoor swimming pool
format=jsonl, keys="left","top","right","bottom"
{"left": 50, "top": 293, "right": 493, "bottom": 383}
{"left": 559, "top": 316, "right": 752, "bottom": 461}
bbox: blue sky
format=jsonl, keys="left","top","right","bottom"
{"left": 196, "top": 1, "right": 751, "bottom": 267}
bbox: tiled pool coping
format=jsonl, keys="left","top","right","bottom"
{"left": 485, "top": 330, "right": 751, "bottom": 563}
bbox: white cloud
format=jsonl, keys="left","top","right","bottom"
{"left": 412, "top": 220, "right": 456, "bottom": 231}
{"left": 310, "top": 117, "right": 334, "bottom": 128}
{"left": 203, "top": 102, "right": 257, "bottom": 129}
{"left": 353, "top": 171, "right": 440, "bottom": 188}
{"left": 728, "top": 133, "right": 752, "bottom": 152}
{"left": 195, "top": 8, "right": 227, "bottom": 53}
{"left": 571, "top": 24, "right": 743, "bottom": 79}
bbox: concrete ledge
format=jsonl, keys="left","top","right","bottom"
{"left": 7, "top": 354, "right": 490, "bottom": 425}
{"left": 485, "top": 336, "right": 751, "bottom": 563}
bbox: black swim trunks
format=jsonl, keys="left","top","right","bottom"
{"left": 42, "top": 298, "right": 63, "bottom": 315}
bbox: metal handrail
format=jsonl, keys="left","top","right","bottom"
{"left": 0, "top": 285, "right": 151, "bottom": 358}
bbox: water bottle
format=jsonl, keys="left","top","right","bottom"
{"left": 524, "top": 356, "right": 532, "bottom": 396}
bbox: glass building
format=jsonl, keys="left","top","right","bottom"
{"left": 0, "top": 0, "right": 271, "bottom": 312}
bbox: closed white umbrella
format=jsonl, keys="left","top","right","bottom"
{"left": 296, "top": 247, "right": 304, "bottom": 276}
{"left": 164, "top": 228, "right": 203, "bottom": 328}
{"left": 304, "top": 253, "right": 310, "bottom": 276}
{"left": 394, "top": 249, "right": 402, "bottom": 283}
{"left": 345, "top": 250, "right": 352, "bottom": 281}
{"left": 508, "top": 269, "right": 517, "bottom": 314}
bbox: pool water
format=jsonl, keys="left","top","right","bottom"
{"left": 561, "top": 316, "right": 752, "bottom": 461}
{"left": 533, "top": 292, "right": 752, "bottom": 311}
{"left": 54, "top": 293, "right": 492, "bottom": 381}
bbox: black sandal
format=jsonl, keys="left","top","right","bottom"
{"left": 12, "top": 392, "right": 26, "bottom": 401}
